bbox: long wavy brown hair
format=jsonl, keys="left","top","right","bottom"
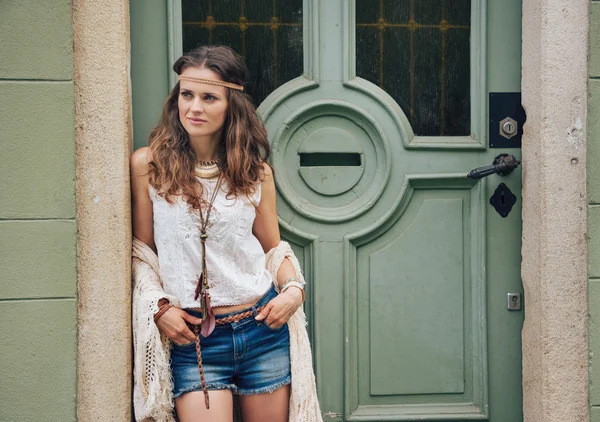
{"left": 148, "top": 45, "right": 271, "bottom": 210}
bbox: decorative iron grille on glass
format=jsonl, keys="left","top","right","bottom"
{"left": 356, "top": 0, "right": 471, "bottom": 136}
{"left": 181, "top": 0, "right": 303, "bottom": 106}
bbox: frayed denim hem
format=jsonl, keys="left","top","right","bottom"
{"left": 173, "top": 383, "right": 239, "bottom": 399}
{"left": 235, "top": 376, "right": 291, "bottom": 396}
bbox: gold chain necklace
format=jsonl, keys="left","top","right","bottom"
{"left": 195, "top": 160, "right": 221, "bottom": 179}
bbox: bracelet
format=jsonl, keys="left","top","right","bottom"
{"left": 154, "top": 305, "right": 171, "bottom": 323}
{"left": 281, "top": 277, "right": 305, "bottom": 288}
{"left": 281, "top": 281, "right": 306, "bottom": 303}
{"left": 154, "top": 300, "right": 172, "bottom": 323}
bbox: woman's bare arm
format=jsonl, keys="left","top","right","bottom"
{"left": 130, "top": 147, "right": 156, "bottom": 252}
{"left": 252, "top": 164, "right": 299, "bottom": 287}
{"left": 253, "top": 163, "right": 303, "bottom": 328}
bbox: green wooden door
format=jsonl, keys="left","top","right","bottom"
{"left": 131, "top": 0, "right": 523, "bottom": 420}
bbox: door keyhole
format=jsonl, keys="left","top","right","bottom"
{"left": 507, "top": 293, "right": 522, "bottom": 311}
{"left": 490, "top": 183, "right": 517, "bottom": 218}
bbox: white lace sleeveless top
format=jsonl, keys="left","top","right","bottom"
{"left": 149, "top": 178, "right": 273, "bottom": 308}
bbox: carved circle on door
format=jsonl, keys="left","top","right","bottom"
{"left": 297, "top": 126, "right": 364, "bottom": 196}
{"left": 271, "top": 100, "right": 390, "bottom": 222}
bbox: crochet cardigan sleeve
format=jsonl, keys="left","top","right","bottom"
{"left": 132, "top": 238, "right": 179, "bottom": 422}
{"left": 265, "top": 241, "right": 323, "bottom": 421}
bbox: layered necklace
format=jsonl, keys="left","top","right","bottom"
{"left": 191, "top": 158, "right": 223, "bottom": 337}
{"left": 194, "top": 159, "right": 221, "bottom": 179}
{"left": 194, "top": 170, "right": 224, "bottom": 338}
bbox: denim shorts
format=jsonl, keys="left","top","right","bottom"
{"left": 170, "top": 285, "right": 291, "bottom": 398}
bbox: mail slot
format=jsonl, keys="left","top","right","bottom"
{"left": 296, "top": 127, "right": 365, "bottom": 196}
{"left": 270, "top": 101, "right": 388, "bottom": 221}
{"left": 299, "top": 153, "right": 362, "bottom": 167}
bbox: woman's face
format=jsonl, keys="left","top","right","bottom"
{"left": 178, "top": 66, "right": 229, "bottom": 143}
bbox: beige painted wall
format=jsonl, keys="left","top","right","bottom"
{"left": 521, "top": 0, "right": 589, "bottom": 421}
{"left": 73, "top": 0, "right": 133, "bottom": 420}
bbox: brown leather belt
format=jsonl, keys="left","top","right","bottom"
{"left": 187, "top": 305, "right": 265, "bottom": 409}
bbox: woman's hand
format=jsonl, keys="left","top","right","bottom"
{"left": 155, "top": 307, "right": 203, "bottom": 345}
{"left": 255, "top": 287, "right": 303, "bottom": 329}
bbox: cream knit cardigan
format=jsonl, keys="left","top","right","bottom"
{"left": 132, "top": 237, "right": 322, "bottom": 422}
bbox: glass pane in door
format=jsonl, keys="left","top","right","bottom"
{"left": 182, "top": 0, "right": 303, "bottom": 106}
{"left": 356, "top": 0, "right": 471, "bottom": 136}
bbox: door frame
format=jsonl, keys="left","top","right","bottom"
{"left": 72, "top": 0, "right": 590, "bottom": 420}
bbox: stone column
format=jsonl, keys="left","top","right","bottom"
{"left": 521, "top": 0, "right": 589, "bottom": 421}
{"left": 73, "top": 0, "right": 133, "bottom": 419}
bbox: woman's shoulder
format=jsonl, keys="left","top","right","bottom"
{"left": 251, "top": 161, "right": 275, "bottom": 206}
{"left": 130, "top": 147, "right": 153, "bottom": 178}
{"left": 259, "top": 161, "right": 273, "bottom": 181}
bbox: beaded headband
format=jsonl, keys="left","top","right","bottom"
{"left": 178, "top": 75, "right": 244, "bottom": 91}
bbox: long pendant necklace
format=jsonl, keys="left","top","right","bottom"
{"left": 194, "top": 172, "right": 224, "bottom": 337}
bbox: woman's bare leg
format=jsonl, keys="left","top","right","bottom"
{"left": 175, "top": 390, "right": 234, "bottom": 422}
{"left": 238, "top": 384, "right": 290, "bottom": 422}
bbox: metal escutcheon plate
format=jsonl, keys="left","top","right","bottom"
{"left": 490, "top": 183, "right": 517, "bottom": 218}
{"left": 507, "top": 293, "right": 522, "bottom": 311}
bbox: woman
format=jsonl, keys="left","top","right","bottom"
{"left": 130, "top": 46, "right": 320, "bottom": 422}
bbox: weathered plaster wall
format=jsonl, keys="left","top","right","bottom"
{"left": 0, "top": 1, "right": 77, "bottom": 421}
{"left": 589, "top": 1, "right": 600, "bottom": 421}
{"left": 72, "top": 0, "right": 133, "bottom": 420}
{"left": 521, "top": 0, "right": 589, "bottom": 421}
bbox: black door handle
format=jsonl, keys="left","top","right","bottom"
{"left": 467, "top": 154, "right": 521, "bottom": 180}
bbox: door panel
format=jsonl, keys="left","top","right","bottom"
{"left": 259, "top": 1, "right": 521, "bottom": 420}
{"left": 367, "top": 196, "right": 467, "bottom": 396}
{"left": 130, "top": 0, "right": 523, "bottom": 420}
{"left": 348, "top": 177, "right": 488, "bottom": 419}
